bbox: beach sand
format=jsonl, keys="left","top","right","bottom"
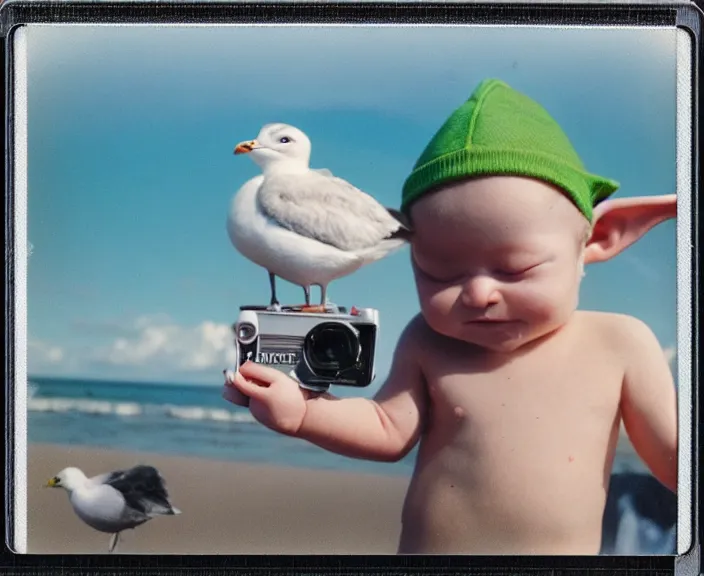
{"left": 27, "top": 443, "right": 409, "bottom": 555}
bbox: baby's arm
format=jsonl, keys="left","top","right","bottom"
{"left": 618, "top": 316, "right": 678, "bottom": 492}
{"left": 296, "top": 315, "right": 428, "bottom": 461}
{"left": 230, "top": 315, "right": 428, "bottom": 462}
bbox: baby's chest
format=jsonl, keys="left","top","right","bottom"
{"left": 424, "top": 354, "right": 623, "bottom": 444}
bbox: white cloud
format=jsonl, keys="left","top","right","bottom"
{"left": 28, "top": 339, "right": 65, "bottom": 365}
{"left": 28, "top": 314, "right": 238, "bottom": 384}
{"left": 95, "top": 315, "right": 237, "bottom": 372}
{"left": 47, "top": 348, "right": 64, "bottom": 362}
{"left": 27, "top": 339, "right": 75, "bottom": 378}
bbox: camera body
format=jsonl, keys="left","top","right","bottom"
{"left": 233, "top": 306, "right": 379, "bottom": 391}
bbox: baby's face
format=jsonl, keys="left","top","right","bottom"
{"left": 410, "top": 176, "right": 589, "bottom": 353}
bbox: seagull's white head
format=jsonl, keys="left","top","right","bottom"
{"left": 234, "top": 123, "right": 311, "bottom": 174}
{"left": 46, "top": 467, "right": 88, "bottom": 491}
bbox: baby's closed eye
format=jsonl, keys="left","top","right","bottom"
{"left": 411, "top": 255, "right": 464, "bottom": 284}
{"left": 416, "top": 267, "right": 465, "bottom": 284}
{"left": 494, "top": 262, "right": 543, "bottom": 278}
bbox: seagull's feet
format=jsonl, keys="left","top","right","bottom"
{"left": 266, "top": 302, "right": 282, "bottom": 312}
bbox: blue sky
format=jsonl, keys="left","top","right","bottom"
{"left": 22, "top": 24, "right": 679, "bottom": 390}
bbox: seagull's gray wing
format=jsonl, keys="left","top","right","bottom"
{"left": 257, "top": 170, "right": 406, "bottom": 252}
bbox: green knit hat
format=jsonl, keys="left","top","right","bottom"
{"left": 401, "top": 79, "right": 619, "bottom": 222}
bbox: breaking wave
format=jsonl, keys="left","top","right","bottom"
{"left": 27, "top": 396, "right": 256, "bottom": 424}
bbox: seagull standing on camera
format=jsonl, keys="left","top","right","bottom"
{"left": 227, "top": 123, "right": 410, "bottom": 312}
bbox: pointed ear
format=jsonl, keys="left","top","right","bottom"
{"left": 583, "top": 194, "right": 677, "bottom": 264}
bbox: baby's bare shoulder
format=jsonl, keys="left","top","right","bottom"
{"left": 574, "top": 311, "right": 660, "bottom": 353}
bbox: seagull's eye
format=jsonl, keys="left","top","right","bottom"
{"left": 279, "top": 137, "right": 291, "bottom": 144}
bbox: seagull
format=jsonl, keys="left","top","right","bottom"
{"left": 46, "top": 465, "right": 181, "bottom": 553}
{"left": 227, "top": 123, "right": 411, "bottom": 312}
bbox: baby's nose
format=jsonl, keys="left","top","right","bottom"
{"left": 460, "top": 276, "right": 501, "bottom": 309}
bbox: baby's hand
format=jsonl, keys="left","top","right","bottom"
{"left": 223, "top": 362, "right": 308, "bottom": 436}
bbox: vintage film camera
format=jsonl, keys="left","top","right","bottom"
{"left": 233, "top": 306, "right": 379, "bottom": 392}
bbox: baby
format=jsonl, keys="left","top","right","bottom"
{"left": 224, "top": 79, "right": 678, "bottom": 555}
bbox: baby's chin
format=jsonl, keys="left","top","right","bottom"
{"left": 457, "top": 332, "right": 530, "bottom": 354}
{"left": 474, "top": 338, "right": 528, "bottom": 353}
{"left": 453, "top": 319, "right": 571, "bottom": 353}
{"left": 427, "top": 318, "right": 533, "bottom": 353}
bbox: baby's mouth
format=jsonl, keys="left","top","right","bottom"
{"left": 466, "top": 318, "right": 515, "bottom": 325}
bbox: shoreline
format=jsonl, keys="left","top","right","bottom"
{"left": 28, "top": 440, "right": 413, "bottom": 478}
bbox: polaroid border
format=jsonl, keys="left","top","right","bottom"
{"left": 2, "top": 2, "right": 701, "bottom": 575}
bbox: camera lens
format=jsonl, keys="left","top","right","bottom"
{"left": 237, "top": 323, "right": 256, "bottom": 342}
{"left": 303, "top": 322, "right": 361, "bottom": 377}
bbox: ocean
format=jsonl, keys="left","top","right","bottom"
{"left": 27, "top": 376, "right": 416, "bottom": 476}
{"left": 26, "top": 376, "right": 677, "bottom": 554}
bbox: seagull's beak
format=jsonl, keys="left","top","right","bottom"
{"left": 45, "top": 477, "right": 58, "bottom": 488}
{"left": 234, "top": 140, "right": 259, "bottom": 155}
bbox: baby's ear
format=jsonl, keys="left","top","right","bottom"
{"left": 583, "top": 194, "right": 676, "bottom": 264}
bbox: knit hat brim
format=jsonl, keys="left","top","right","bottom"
{"left": 401, "top": 146, "right": 619, "bottom": 222}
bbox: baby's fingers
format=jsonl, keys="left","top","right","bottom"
{"left": 239, "top": 361, "right": 290, "bottom": 385}
{"left": 230, "top": 369, "right": 269, "bottom": 402}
